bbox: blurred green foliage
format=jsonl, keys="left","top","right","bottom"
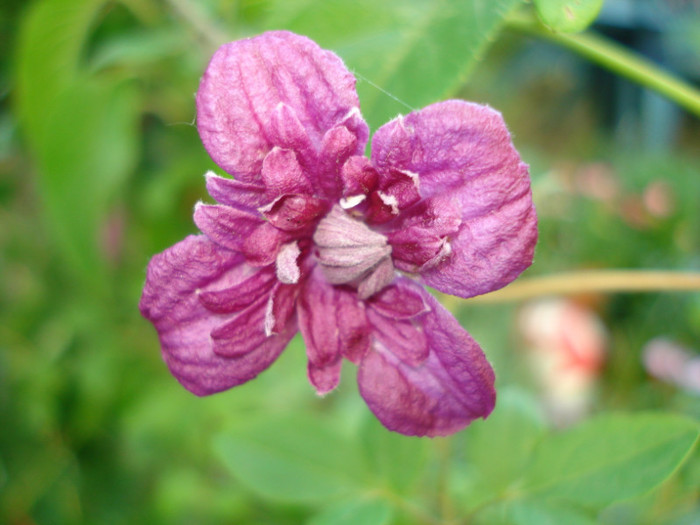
{"left": 1, "top": 0, "right": 699, "bottom": 523}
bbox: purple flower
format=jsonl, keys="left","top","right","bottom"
{"left": 139, "top": 31, "right": 537, "bottom": 436}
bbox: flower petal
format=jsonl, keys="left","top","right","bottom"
{"left": 358, "top": 281, "right": 496, "bottom": 436}
{"left": 298, "top": 273, "right": 370, "bottom": 394}
{"left": 139, "top": 235, "right": 296, "bottom": 395}
{"left": 205, "top": 171, "right": 268, "bottom": 211}
{"left": 193, "top": 203, "right": 264, "bottom": 252}
{"left": 372, "top": 100, "right": 537, "bottom": 298}
{"left": 196, "top": 31, "right": 366, "bottom": 184}
{"left": 261, "top": 147, "right": 314, "bottom": 197}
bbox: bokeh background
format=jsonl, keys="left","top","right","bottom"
{"left": 1, "top": 0, "right": 699, "bottom": 523}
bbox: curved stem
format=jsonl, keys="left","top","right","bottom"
{"left": 506, "top": 11, "right": 700, "bottom": 117}
{"left": 470, "top": 270, "right": 700, "bottom": 304}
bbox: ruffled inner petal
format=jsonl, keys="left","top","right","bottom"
{"left": 205, "top": 171, "right": 268, "bottom": 211}
{"left": 193, "top": 203, "right": 263, "bottom": 252}
{"left": 261, "top": 146, "right": 314, "bottom": 198}
{"left": 198, "top": 266, "right": 276, "bottom": 313}
{"left": 298, "top": 273, "right": 370, "bottom": 394}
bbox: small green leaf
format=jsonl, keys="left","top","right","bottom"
{"left": 359, "top": 412, "right": 430, "bottom": 493}
{"left": 466, "top": 388, "right": 548, "bottom": 494}
{"left": 309, "top": 498, "right": 394, "bottom": 525}
{"left": 534, "top": 0, "right": 604, "bottom": 33}
{"left": 521, "top": 412, "right": 699, "bottom": 506}
{"left": 213, "top": 413, "right": 369, "bottom": 503}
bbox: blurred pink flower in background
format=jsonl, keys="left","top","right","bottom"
{"left": 518, "top": 298, "right": 607, "bottom": 425}
{"left": 643, "top": 338, "right": 700, "bottom": 394}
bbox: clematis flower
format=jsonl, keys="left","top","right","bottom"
{"left": 139, "top": 31, "right": 537, "bottom": 436}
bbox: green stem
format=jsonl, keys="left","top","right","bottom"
{"left": 506, "top": 11, "right": 700, "bottom": 117}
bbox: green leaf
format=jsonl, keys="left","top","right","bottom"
{"left": 15, "top": 0, "right": 104, "bottom": 150}
{"left": 477, "top": 499, "right": 596, "bottom": 525}
{"left": 309, "top": 498, "right": 394, "bottom": 525}
{"left": 520, "top": 412, "right": 699, "bottom": 506}
{"left": 265, "top": 0, "right": 522, "bottom": 130}
{"left": 359, "top": 412, "right": 430, "bottom": 493}
{"left": 534, "top": 0, "right": 604, "bottom": 33}
{"left": 16, "top": 0, "right": 139, "bottom": 290}
{"left": 33, "top": 79, "right": 139, "bottom": 291}
{"left": 466, "top": 388, "right": 548, "bottom": 495}
{"left": 213, "top": 413, "right": 370, "bottom": 503}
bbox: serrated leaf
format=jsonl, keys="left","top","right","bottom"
{"left": 534, "top": 0, "right": 604, "bottom": 33}
{"left": 520, "top": 412, "right": 699, "bottom": 506}
{"left": 309, "top": 498, "right": 394, "bottom": 525}
{"left": 213, "top": 413, "right": 370, "bottom": 503}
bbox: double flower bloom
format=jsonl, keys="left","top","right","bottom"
{"left": 140, "top": 31, "right": 537, "bottom": 436}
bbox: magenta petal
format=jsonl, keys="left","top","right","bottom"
{"left": 261, "top": 147, "right": 314, "bottom": 197}
{"left": 358, "top": 282, "right": 496, "bottom": 437}
{"left": 193, "top": 203, "right": 263, "bottom": 252}
{"left": 298, "top": 273, "right": 369, "bottom": 393}
{"left": 369, "top": 282, "right": 429, "bottom": 319}
{"left": 139, "top": 235, "right": 295, "bottom": 395}
{"left": 198, "top": 267, "right": 276, "bottom": 313}
{"left": 205, "top": 172, "right": 268, "bottom": 211}
{"left": 366, "top": 310, "right": 429, "bottom": 367}
{"left": 196, "top": 31, "right": 366, "bottom": 183}
{"left": 372, "top": 100, "right": 537, "bottom": 298}
{"left": 241, "top": 222, "right": 292, "bottom": 267}
{"left": 263, "top": 194, "right": 328, "bottom": 232}
{"left": 265, "top": 282, "right": 299, "bottom": 336}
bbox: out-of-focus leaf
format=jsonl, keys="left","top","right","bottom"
{"left": 15, "top": 0, "right": 104, "bottom": 150}
{"left": 360, "top": 411, "right": 430, "bottom": 493}
{"left": 16, "top": 0, "right": 139, "bottom": 291}
{"left": 477, "top": 499, "right": 596, "bottom": 525}
{"left": 466, "top": 388, "right": 548, "bottom": 496}
{"left": 213, "top": 413, "right": 370, "bottom": 503}
{"left": 265, "top": 0, "right": 522, "bottom": 129}
{"left": 309, "top": 498, "right": 394, "bottom": 525}
{"left": 520, "top": 412, "right": 699, "bottom": 506}
{"left": 88, "top": 28, "right": 185, "bottom": 72}
{"left": 34, "top": 79, "right": 139, "bottom": 290}
{"left": 534, "top": 0, "right": 604, "bottom": 33}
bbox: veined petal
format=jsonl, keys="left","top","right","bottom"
{"left": 205, "top": 171, "right": 267, "bottom": 211}
{"left": 198, "top": 266, "right": 276, "bottom": 313}
{"left": 358, "top": 280, "right": 496, "bottom": 437}
{"left": 241, "top": 222, "right": 293, "bottom": 267}
{"left": 371, "top": 100, "right": 537, "bottom": 298}
{"left": 139, "top": 235, "right": 295, "bottom": 395}
{"left": 196, "top": 31, "right": 367, "bottom": 184}
{"left": 298, "top": 273, "right": 370, "bottom": 394}
{"left": 193, "top": 203, "right": 264, "bottom": 252}
{"left": 261, "top": 147, "right": 313, "bottom": 197}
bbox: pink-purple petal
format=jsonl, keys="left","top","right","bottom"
{"left": 369, "top": 282, "right": 429, "bottom": 319}
{"left": 193, "top": 203, "right": 264, "bottom": 252}
{"left": 139, "top": 235, "right": 295, "bottom": 395}
{"left": 372, "top": 100, "right": 537, "bottom": 298}
{"left": 358, "top": 282, "right": 496, "bottom": 437}
{"left": 198, "top": 266, "right": 276, "bottom": 313}
{"left": 261, "top": 147, "right": 314, "bottom": 197}
{"left": 196, "top": 31, "right": 366, "bottom": 184}
{"left": 205, "top": 171, "right": 268, "bottom": 211}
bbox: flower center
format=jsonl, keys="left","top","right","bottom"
{"left": 313, "top": 205, "right": 395, "bottom": 299}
